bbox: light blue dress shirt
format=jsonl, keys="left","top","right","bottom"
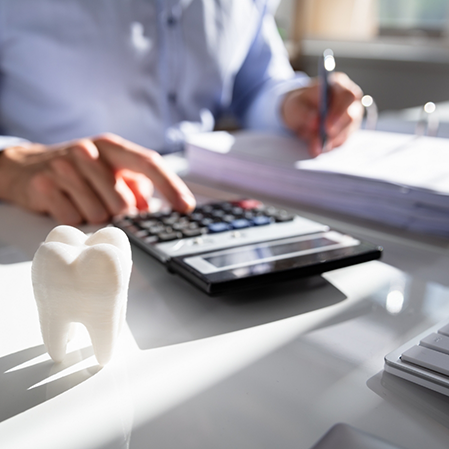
{"left": 0, "top": 0, "right": 308, "bottom": 153}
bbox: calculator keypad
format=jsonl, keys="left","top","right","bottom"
{"left": 114, "top": 200, "right": 295, "bottom": 244}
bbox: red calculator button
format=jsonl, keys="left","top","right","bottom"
{"left": 232, "top": 199, "right": 263, "bottom": 210}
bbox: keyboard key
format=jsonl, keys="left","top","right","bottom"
{"left": 401, "top": 345, "right": 449, "bottom": 377}
{"left": 208, "top": 222, "right": 231, "bottom": 233}
{"left": 421, "top": 333, "right": 449, "bottom": 355}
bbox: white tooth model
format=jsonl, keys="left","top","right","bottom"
{"left": 31, "top": 225, "right": 133, "bottom": 366}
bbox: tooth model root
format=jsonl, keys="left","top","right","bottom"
{"left": 32, "top": 225, "right": 133, "bottom": 366}
{"left": 87, "top": 323, "right": 119, "bottom": 367}
{"left": 39, "top": 318, "right": 72, "bottom": 363}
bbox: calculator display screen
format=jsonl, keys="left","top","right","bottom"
{"left": 204, "top": 237, "right": 335, "bottom": 269}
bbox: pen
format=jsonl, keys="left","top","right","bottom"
{"left": 318, "top": 49, "right": 335, "bottom": 152}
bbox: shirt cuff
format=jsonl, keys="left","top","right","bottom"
{"left": 243, "top": 73, "right": 310, "bottom": 135}
{"left": 0, "top": 136, "right": 30, "bottom": 150}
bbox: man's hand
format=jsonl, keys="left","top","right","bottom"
{"left": 281, "top": 72, "right": 364, "bottom": 157}
{"left": 0, "top": 133, "right": 196, "bottom": 224}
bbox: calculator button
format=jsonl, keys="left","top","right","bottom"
{"left": 162, "top": 216, "right": 179, "bottom": 226}
{"left": 148, "top": 225, "right": 166, "bottom": 235}
{"left": 208, "top": 222, "right": 231, "bottom": 233}
{"left": 233, "top": 199, "right": 263, "bottom": 210}
{"left": 223, "top": 214, "right": 236, "bottom": 223}
{"left": 262, "top": 206, "right": 278, "bottom": 217}
{"left": 157, "top": 231, "right": 183, "bottom": 242}
{"left": 401, "top": 345, "right": 449, "bottom": 377}
{"left": 231, "top": 219, "right": 251, "bottom": 229}
{"left": 219, "top": 202, "right": 234, "bottom": 212}
{"left": 189, "top": 212, "right": 204, "bottom": 222}
{"left": 140, "top": 219, "right": 160, "bottom": 229}
{"left": 274, "top": 211, "right": 295, "bottom": 222}
{"left": 211, "top": 209, "right": 225, "bottom": 218}
{"left": 200, "top": 218, "right": 214, "bottom": 226}
{"left": 182, "top": 228, "right": 205, "bottom": 238}
{"left": 420, "top": 333, "right": 449, "bottom": 355}
{"left": 122, "top": 224, "right": 140, "bottom": 233}
{"left": 134, "top": 229, "right": 149, "bottom": 238}
{"left": 144, "top": 235, "right": 159, "bottom": 244}
{"left": 172, "top": 221, "right": 190, "bottom": 231}
{"left": 147, "top": 212, "right": 166, "bottom": 220}
{"left": 252, "top": 216, "right": 272, "bottom": 226}
{"left": 199, "top": 205, "right": 213, "bottom": 214}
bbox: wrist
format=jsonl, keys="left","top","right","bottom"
{"left": 0, "top": 147, "right": 15, "bottom": 201}
{"left": 281, "top": 88, "right": 305, "bottom": 132}
{"left": 0, "top": 145, "right": 33, "bottom": 203}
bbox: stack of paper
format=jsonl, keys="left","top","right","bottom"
{"left": 185, "top": 130, "right": 449, "bottom": 236}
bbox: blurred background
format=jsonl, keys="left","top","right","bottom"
{"left": 274, "top": 0, "right": 449, "bottom": 112}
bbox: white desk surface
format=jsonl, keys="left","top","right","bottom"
{"left": 1, "top": 178, "right": 449, "bottom": 449}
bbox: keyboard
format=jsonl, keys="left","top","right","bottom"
{"left": 384, "top": 318, "right": 449, "bottom": 396}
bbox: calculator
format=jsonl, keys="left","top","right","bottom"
{"left": 113, "top": 199, "right": 382, "bottom": 295}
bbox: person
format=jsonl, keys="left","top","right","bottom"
{"left": 0, "top": 0, "right": 363, "bottom": 225}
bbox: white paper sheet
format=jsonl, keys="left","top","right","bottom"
{"left": 186, "top": 130, "right": 449, "bottom": 236}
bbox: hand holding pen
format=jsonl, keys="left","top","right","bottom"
{"left": 281, "top": 51, "right": 364, "bottom": 157}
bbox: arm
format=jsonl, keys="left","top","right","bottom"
{"left": 231, "top": 3, "right": 310, "bottom": 134}
{"left": 231, "top": 2, "right": 363, "bottom": 156}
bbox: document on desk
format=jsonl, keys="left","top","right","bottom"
{"left": 185, "top": 130, "right": 449, "bottom": 236}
